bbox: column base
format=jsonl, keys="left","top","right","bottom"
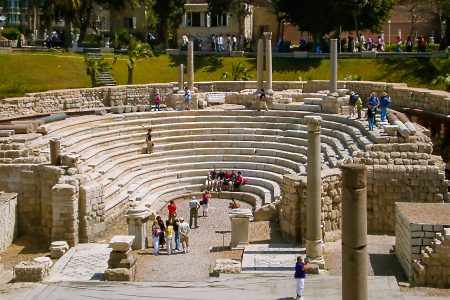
{"left": 306, "top": 239, "right": 325, "bottom": 268}
{"left": 265, "top": 89, "right": 274, "bottom": 95}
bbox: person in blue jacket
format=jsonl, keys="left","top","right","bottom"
{"left": 379, "top": 92, "right": 392, "bottom": 122}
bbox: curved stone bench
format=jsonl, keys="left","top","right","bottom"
{"left": 105, "top": 167, "right": 282, "bottom": 208}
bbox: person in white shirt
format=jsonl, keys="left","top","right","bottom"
{"left": 179, "top": 218, "right": 190, "bottom": 253}
{"left": 188, "top": 196, "right": 200, "bottom": 228}
{"left": 218, "top": 34, "right": 224, "bottom": 52}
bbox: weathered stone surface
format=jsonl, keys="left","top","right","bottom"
{"left": 105, "top": 265, "right": 136, "bottom": 281}
{"left": 108, "top": 249, "right": 136, "bottom": 269}
{"left": 14, "top": 257, "right": 53, "bottom": 282}
{"left": 253, "top": 202, "right": 278, "bottom": 222}
{"left": 212, "top": 259, "right": 241, "bottom": 276}
{"left": 110, "top": 235, "right": 135, "bottom": 252}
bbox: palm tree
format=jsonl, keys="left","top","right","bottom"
{"left": 84, "top": 55, "right": 112, "bottom": 87}
{"left": 115, "top": 38, "right": 153, "bottom": 85}
{"left": 220, "top": 62, "right": 254, "bottom": 81}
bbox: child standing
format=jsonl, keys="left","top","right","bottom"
{"left": 165, "top": 220, "right": 174, "bottom": 255}
{"left": 366, "top": 102, "right": 375, "bottom": 131}
{"left": 294, "top": 256, "right": 309, "bottom": 299}
{"left": 154, "top": 90, "right": 161, "bottom": 111}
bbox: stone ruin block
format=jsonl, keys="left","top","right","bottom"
{"left": 14, "top": 257, "right": 52, "bottom": 282}
{"left": 109, "top": 235, "right": 135, "bottom": 252}
{"left": 108, "top": 249, "right": 136, "bottom": 269}
{"left": 105, "top": 265, "right": 136, "bottom": 281}
{"left": 49, "top": 241, "right": 69, "bottom": 259}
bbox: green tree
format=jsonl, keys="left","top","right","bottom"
{"left": 272, "top": 0, "right": 394, "bottom": 44}
{"left": 153, "top": 0, "right": 186, "bottom": 48}
{"left": 52, "top": 0, "right": 81, "bottom": 48}
{"left": 207, "top": 0, "right": 253, "bottom": 50}
{"left": 84, "top": 55, "right": 112, "bottom": 87}
{"left": 220, "top": 62, "right": 254, "bottom": 81}
{"left": 115, "top": 38, "right": 153, "bottom": 85}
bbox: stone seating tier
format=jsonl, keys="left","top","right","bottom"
{"left": 30, "top": 110, "right": 376, "bottom": 226}
{"left": 101, "top": 158, "right": 294, "bottom": 198}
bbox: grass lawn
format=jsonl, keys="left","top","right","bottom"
{"left": 0, "top": 51, "right": 446, "bottom": 99}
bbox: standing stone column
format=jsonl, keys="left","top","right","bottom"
{"left": 229, "top": 208, "right": 253, "bottom": 249}
{"left": 329, "top": 39, "right": 338, "bottom": 93}
{"left": 187, "top": 41, "right": 194, "bottom": 91}
{"left": 341, "top": 164, "right": 368, "bottom": 300}
{"left": 305, "top": 116, "right": 324, "bottom": 267}
{"left": 256, "top": 39, "right": 264, "bottom": 93}
{"left": 125, "top": 205, "right": 151, "bottom": 250}
{"left": 178, "top": 64, "right": 184, "bottom": 92}
{"left": 263, "top": 32, "right": 273, "bottom": 94}
{"left": 50, "top": 138, "right": 61, "bottom": 165}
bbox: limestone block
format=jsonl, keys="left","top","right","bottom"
{"left": 211, "top": 259, "right": 241, "bottom": 277}
{"left": 108, "top": 249, "right": 136, "bottom": 268}
{"left": 253, "top": 202, "right": 278, "bottom": 221}
{"left": 14, "top": 257, "right": 52, "bottom": 282}
{"left": 110, "top": 235, "right": 135, "bottom": 252}
{"left": 105, "top": 265, "right": 136, "bottom": 281}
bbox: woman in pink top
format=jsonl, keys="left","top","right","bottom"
{"left": 154, "top": 90, "right": 161, "bottom": 111}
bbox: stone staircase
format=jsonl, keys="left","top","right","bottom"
{"left": 86, "top": 53, "right": 116, "bottom": 87}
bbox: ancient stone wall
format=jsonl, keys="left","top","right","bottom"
{"left": 0, "top": 84, "right": 173, "bottom": 120}
{"left": 0, "top": 164, "right": 62, "bottom": 240}
{"left": 280, "top": 170, "right": 342, "bottom": 244}
{"left": 395, "top": 203, "right": 449, "bottom": 280}
{"left": 412, "top": 227, "right": 450, "bottom": 288}
{"left": 352, "top": 143, "right": 449, "bottom": 233}
{"left": 0, "top": 192, "right": 17, "bottom": 251}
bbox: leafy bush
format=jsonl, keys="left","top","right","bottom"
{"left": 343, "top": 74, "right": 362, "bottom": 81}
{"left": 0, "top": 27, "right": 20, "bottom": 40}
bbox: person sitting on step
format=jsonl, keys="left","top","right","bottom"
{"left": 228, "top": 170, "right": 237, "bottom": 191}
{"left": 233, "top": 171, "right": 244, "bottom": 191}
{"left": 217, "top": 169, "right": 226, "bottom": 192}
{"left": 205, "top": 170, "right": 214, "bottom": 191}
{"left": 222, "top": 170, "right": 231, "bottom": 191}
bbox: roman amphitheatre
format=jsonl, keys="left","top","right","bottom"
{"left": 0, "top": 42, "right": 449, "bottom": 299}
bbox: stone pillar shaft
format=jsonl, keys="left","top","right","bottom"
{"left": 341, "top": 164, "right": 368, "bottom": 300}
{"left": 305, "top": 116, "right": 323, "bottom": 261}
{"left": 187, "top": 41, "right": 194, "bottom": 90}
{"left": 178, "top": 64, "right": 184, "bottom": 91}
{"left": 256, "top": 39, "right": 264, "bottom": 92}
{"left": 330, "top": 39, "right": 338, "bottom": 93}
{"left": 264, "top": 32, "right": 273, "bottom": 94}
{"left": 50, "top": 139, "right": 61, "bottom": 165}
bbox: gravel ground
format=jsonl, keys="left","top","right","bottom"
{"left": 0, "top": 234, "right": 50, "bottom": 271}
{"left": 132, "top": 198, "right": 283, "bottom": 281}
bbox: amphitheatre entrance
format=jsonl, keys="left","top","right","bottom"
{"left": 0, "top": 42, "right": 450, "bottom": 298}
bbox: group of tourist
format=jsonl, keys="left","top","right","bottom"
{"left": 348, "top": 91, "right": 392, "bottom": 131}
{"left": 151, "top": 200, "right": 191, "bottom": 255}
{"left": 210, "top": 34, "right": 238, "bottom": 52}
{"left": 205, "top": 169, "right": 245, "bottom": 192}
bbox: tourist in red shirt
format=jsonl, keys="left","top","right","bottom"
{"left": 168, "top": 200, "right": 177, "bottom": 223}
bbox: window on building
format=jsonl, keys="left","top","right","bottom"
{"left": 211, "top": 13, "right": 227, "bottom": 27}
{"left": 124, "top": 17, "right": 136, "bottom": 29}
{"left": 186, "top": 12, "right": 201, "bottom": 27}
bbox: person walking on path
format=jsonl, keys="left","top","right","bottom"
{"left": 168, "top": 200, "right": 177, "bottom": 223}
{"left": 294, "top": 256, "right": 309, "bottom": 299}
{"left": 154, "top": 89, "right": 161, "bottom": 111}
{"left": 165, "top": 220, "right": 174, "bottom": 255}
{"left": 379, "top": 92, "right": 392, "bottom": 122}
{"left": 189, "top": 196, "right": 201, "bottom": 228}
{"left": 179, "top": 217, "right": 190, "bottom": 253}
{"left": 202, "top": 190, "right": 210, "bottom": 217}
{"left": 173, "top": 218, "right": 181, "bottom": 252}
{"left": 151, "top": 221, "right": 161, "bottom": 255}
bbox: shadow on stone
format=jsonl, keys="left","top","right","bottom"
{"left": 369, "top": 253, "right": 406, "bottom": 282}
